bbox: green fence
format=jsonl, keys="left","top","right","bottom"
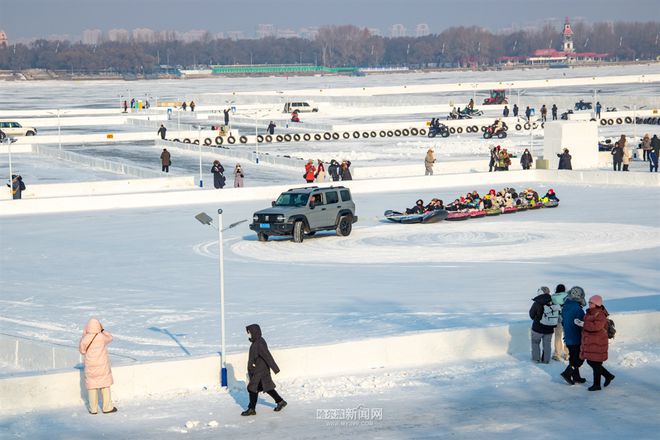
{"left": 211, "top": 65, "right": 357, "bottom": 74}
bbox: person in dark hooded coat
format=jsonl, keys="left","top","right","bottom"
{"left": 557, "top": 148, "right": 572, "bottom": 170}
{"left": 328, "top": 159, "right": 340, "bottom": 181}
{"left": 241, "top": 324, "right": 287, "bottom": 416}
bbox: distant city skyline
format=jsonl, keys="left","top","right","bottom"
{"left": 1, "top": 0, "right": 658, "bottom": 43}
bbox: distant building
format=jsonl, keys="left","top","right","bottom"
{"left": 107, "top": 28, "right": 130, "bottom": 43}
{"left": 416, "top": 23, "right": 430, "bottom": 37}
{"left": 181, "top": 30, "right": 209, "bottom": 43}
{"left": 82, "top": 29, "right": 102, "bottom": 45}
{"left": 257, "top": 24, "right": 275, "bottom": 39}
{"left": 299, "top": 27, "right": 319, "bottom": 40}
{"left": 226, "top": 31, "right": 244, "bottom": 41}
{"left": 132, "top": 28, "right": 157, "bottom": 43}
{"left": 497, "top": 18, "right": 608, "bottom": 66}
{"left": 0, "top": 30, "right": 7, "bottom": 47}
{"left": 367, "top": 28, "right": 382, "bottom": 37}
{"left": 390, "top": 24, "right": 406, "bottom": 38}
{"left": 562, "top": 17, "right": 575, "bottom": 53}
{"left": 276, "top": 28, "right": 299, "bottom": 39}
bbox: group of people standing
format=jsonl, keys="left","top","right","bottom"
{"left": 530, "top": 285, "right": 615, "bottom": 391}
{"left": 489, "top": 145, "right": 512, "bottom": 171}
{"left": 304, "top": 159, "right": 352, "bottom": 183}
{"left": 211, "top": 160, "right": 243, "bottom": 189}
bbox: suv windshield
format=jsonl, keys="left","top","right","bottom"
{"left": 274, "top": 192, "right": 309, "bottom": 207}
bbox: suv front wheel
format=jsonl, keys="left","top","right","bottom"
{"left": 292, "top": 221, "right": 305, "bottom": 243}
{"left": 257, "top": 232, "right": 269, "bottom": 242}
{"left": 336, "top": 215, "right": 352, "bottom": 237}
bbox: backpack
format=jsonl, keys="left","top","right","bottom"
{"left": 607, "top": 319, "right": 616, "bottom": 339}
{"left": 540, "top": 304, "right": 561, "bottom": 327}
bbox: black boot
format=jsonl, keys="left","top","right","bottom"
{"left": 560, "top": 367, "right": 575, "bottom": 385}
{"left": 241, "top": 408, "right": 256, "bottom": 416}
{"left": 588, "top": 385, "right": 601, "bottom": 391}
{"left": 603, "top": 372, "right": 615, "bottom": 387}
{"left": 274, "top": 400, "right": 288, "bottom": 412}
{"left": 572, "top": 369, "right": 587, "bottom": 384}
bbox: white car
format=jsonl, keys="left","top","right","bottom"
{"left": 0, "top": 121, "right": 38, "bottom": 136}
{"left": 283, "top": 102, "right": 318, "bottom": 113}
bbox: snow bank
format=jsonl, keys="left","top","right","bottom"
{"left": 1, "top": 311, "right": 657, "bottom": 414}
{"left": 1, "top": 169, "right": 658, "bottom": 216}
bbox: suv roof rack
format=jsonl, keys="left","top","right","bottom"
{"left": 287, "top": 185, "right": 318, "bottom": 191}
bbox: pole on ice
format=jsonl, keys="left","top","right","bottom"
{"left": 217, "top": 209, "right": 227, "bottom": 386}
{"left": 194, "top": 209, "right": 233, "bottom": 387}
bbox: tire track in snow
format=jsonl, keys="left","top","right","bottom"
{"left": 228, "top": 221, "right": 660, "bottom": 264}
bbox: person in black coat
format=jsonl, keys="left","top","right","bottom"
{"left": 7, "top": 174, "right": 26, "bottom": 199}
{"left": 328, "top": 160, "right": 340, "bottom": 181}
{"left": 241, "top": 324, "right": 286, "bottom": 416}
{"left": 157, "top": 124, "right": 167, "bottom": 140}
{"left": 503, "top": 106, "right": 509, "bottom": 117}
{"left": 267, "top": 121, "right": 276, "bottom": 135}
{"left": 211, "top": 160, "right": 225, "bottom": 189}
{"left": 520, "top": 148, "right": 533, "bottom": 170}
{"left": 611, "top": 142, "right": 623, "bottom": 171}
{"left": 223, "top": 108, "right": 230, "bottom": 126}
{"left": 551, "top": 104, "right": 558, "bottom": 120}
{"left": 513, "top": 104, "right": 519, "bottom": 117}
{"left": 557, "top": 148, "right": 572, "bottom": 170}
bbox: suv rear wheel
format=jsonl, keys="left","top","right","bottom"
{"left": 292, "top": 221, "right": 304, "bottom": 243}
{"left": 26, "top": 131, "right": 36, "bottom": 136}
{"left": 257, "top": 232, "right": 269, "bottom": 242}
{"left": 336, "top": 215, "right": 352, "bottom": 237}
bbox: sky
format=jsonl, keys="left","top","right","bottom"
{"left": 0, "top": 0, "right": 659, "bottom": 41}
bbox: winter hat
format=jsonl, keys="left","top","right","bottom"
{"left": 568, "top": 286, "right": 586, "bottom": 306}
{"left": 589, "top": 295, "right": 603, "bottom": 307}
{"left": 537, "top": 286, "right": 550, "bottom": 296}
{"left": 555, "top": 284, "right": 566, "bottom": 293}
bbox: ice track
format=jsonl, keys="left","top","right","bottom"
{"left": 228, "top": 221, "right": 660, "bottom": 264}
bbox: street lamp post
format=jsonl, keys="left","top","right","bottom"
{"left": 196, "top": 125, "right": 203, "bottom": 187}
{"left": 217, "top": 209, "right": 226, "bottom": 387}
{"left": 194, "top": 210, "right": 247, "bottom": 388}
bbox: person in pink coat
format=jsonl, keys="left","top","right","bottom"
{"left": 79, "top": 318, "right": 117, "bottom": 414}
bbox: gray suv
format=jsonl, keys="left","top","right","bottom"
{"left": 249, "top": 186, "right": 358, "bottom": 242}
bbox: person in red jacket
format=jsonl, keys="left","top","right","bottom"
{"left": 304, "top": 159, "right": 316, "bottom": 183}
{"left": 576, "top": 295, "right": 615, "bottom": 391}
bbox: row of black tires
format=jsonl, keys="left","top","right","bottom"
{"left": 168, "top": 122, "right": 550, "bottom": 146}
{"left": 600, "top": 116, "right": 635, "bottom": 126}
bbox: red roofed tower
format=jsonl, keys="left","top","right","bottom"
{"left": 562, "top": 17, "right": 574, "bottom": 53}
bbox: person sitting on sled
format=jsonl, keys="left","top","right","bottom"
{"left": 426, "top": 198, "right": 444, "bottom": 211}
{"left": 406, "top": 199, "right": 426, "bottom": 214}
{"left": 542, "top": 189, "right": 559, "bottom": 202}
{"left": 483, "top": 194, "right": 493, "bottom": 210}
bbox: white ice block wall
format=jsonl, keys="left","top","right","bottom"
{"left": 543, "top": 120, "right": 599, "bottom": 169}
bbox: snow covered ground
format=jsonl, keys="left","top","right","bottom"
{"left": 1, "top": 66, "right": 659, "bottom": 438}
{"left": 2, "top": 343, "right": 659, "bottom": 439}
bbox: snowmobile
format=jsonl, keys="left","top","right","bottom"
{"left": 574, "top": 100, "right": 592, "bottom": 111}
{"left": 483, "top": 124, "right": 508, "bottom": 139}
{"left": 428, "top": 124, "right": 450, "bottom": 138}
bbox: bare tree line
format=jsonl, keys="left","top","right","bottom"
{"left": 0, "top": 22, "right": 657, "bottom": 74}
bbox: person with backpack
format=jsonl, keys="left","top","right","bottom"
{"left": 560, "top": 286, "right": 588, "bottom": 385}
{"left": 551, "top": 284, "right": 569, "bottom": 361}
{"left": 7, "top": 174, "right": 26, "bottom": 200}
{"left": 575, "top": 295, "right": 615, "bottom": 391}
{"left": 241, "top": 324, "right": 287, "bottom": 416}
{"left": 529, "top": 287, "right": 561, "bottom": 363}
